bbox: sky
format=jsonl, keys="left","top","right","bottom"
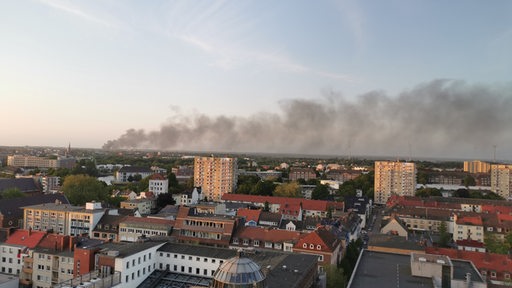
{"left": 1, "top": 1, "right": 511, "bottom": 160}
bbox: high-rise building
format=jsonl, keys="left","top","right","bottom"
{"left": 490, "top": 164, "right": 512, "bottom": 199}
{"left": 194, "top": 156, "right": 238, "bottom": 201}
{"left": 374, "top": 161, "right": 417, "bottom": 205}
{"left": 463, "top": 160, "right": 491, "bottom": 174}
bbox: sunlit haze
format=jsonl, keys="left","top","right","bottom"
{"left": 1, "top": 1, "right": 511, "bottom": 160}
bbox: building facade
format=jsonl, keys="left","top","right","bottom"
{"left": 194, "top": 156, "right": 238, "bottom": 201}
{"left": 374, "top": 161, "right": 417, "bottom": 205}
{"left": 148, "top": 174, "right": 169, "bottom": 196}
{"left": 464, "top": 160, "right": 491, "bottom": 174}
{"left": 490, "top": 164, "right": 512, "bottom": 199}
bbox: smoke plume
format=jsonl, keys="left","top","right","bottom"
{"left": 103, "top": 80, "right": 512, "bottom": 159}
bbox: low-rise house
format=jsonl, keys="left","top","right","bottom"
{"left": 380, "top": 216, "right": 408, "bottom": 239}
{"left": 173, "top": 187, "right": 202, "bottom": 206}
{"left": 118, "top": 216, "right": 174, "bottom": 242}
{"left": 453, "top": 215, "right": 484, "bottom": 243}
{"left": 258, "top": 211, "right": 282, "bottom": 227}
{"left": 120, "top": 198, "right": 153, "bottom": 215}
{"left": 1, "top": 229, "right": 46, "bottom": 279}
{"left": 91, "top": 214, "right": 127, "bottom": 242}
{"left": 231, "top": 226, "right": 300, "bottom": 252}
{"left": 236, "top": 208, "right": 262, "bottom": 227}
{"left": 344, "top": 195, "right": 372, "bottom": 228}
{"left": 456, "top": 239, "right": 486, "bottom": 252}
{"left": 279, "top": 217, "right": 320, "bottom": 232}
{"left": 293, "top": 226, "right": 343, "bottom": 270}
{"left": 289, "top": 167, "right": 317, "bottom": 181}
{"left": 115, "top": 166, "right": 153, "bottom": 183}
{"left": 0, "top": 178, "right": 42, "bottom": 196}
{"left": 148, "top": 174, "right": 168, "bottom": 196}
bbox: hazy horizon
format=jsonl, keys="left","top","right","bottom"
{"left": 1, "top": 1, "right": 511, "bottom": 160}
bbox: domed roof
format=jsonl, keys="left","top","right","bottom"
{"left": 212, "top": 255, "right": 266, "bottom": 287}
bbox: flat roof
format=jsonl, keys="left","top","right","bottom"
{"left": 349, "top": 251, "right": 433, "bottom": 288}
{"left": 452, "top": 259, "right": 484, "bottom": 283}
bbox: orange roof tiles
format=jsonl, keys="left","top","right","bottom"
{"left": 222, "top": 194, "right": 343, "bottom": 212}
{"left": 456, "top": 216, "right": 483, "bottom": 226}
{"left": 235, "top": 226, "right": 300, "bottom": 243}
{"left": 5, "top": 230, "right": 46, "bottom": 248}
{"left": 236, "top": 208, "right": 262, "bottom": 223}
{"left": 426, "top": 247, "right": 512, "bottom": 277}
{"left": 294, "top": 226, "right": 340, "bottom": 252}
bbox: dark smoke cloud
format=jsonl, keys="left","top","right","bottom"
{"left": 103, "top": 80, "right": 512, "bottom": 160}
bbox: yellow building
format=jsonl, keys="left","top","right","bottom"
{"left": 490, "top": 164, "right": 512, "bottom": 199}
{"left": 374, "top": 161, "right": 416, "bottom": 205}
{"left": 194, "top": 156, "right": 238, "bottom": 201}
{"left": 463, "top": 160, "right": 491, "bottom": 174}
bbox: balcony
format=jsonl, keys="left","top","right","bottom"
{"left": 24, "top": 257, "right": 33, "bottom": 263}
{"left": 22, "top": 266, "right": 33, "bottom": 274}
{"left": 19, "top": 278, "right": 32, "bottom": 285}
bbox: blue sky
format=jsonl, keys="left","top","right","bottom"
{"left": 1, "top": 1, "right": 511, "bottom": 159}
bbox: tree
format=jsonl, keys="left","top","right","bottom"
{"left": 485, "top": 233, "right": 510, "bottom": 254}
{"left": 263, "top": 201, "right": 270, "bottom": 212}
{"left": 417, "top": 171, "right": 429, "bottom": 185}
{"left": 62, "top": 175, "right": 109, "bottom": 205}
{"left": 325, "top": 264, "right": 346, "bottom": 288}
{"left": 156, "top": 193, "right": 176, "bottom": 209}
{"left": 0, "top": 188, "right": 25, "bottom": 199}
{"left": 463, "top": 175, "right": 476, "bottom": 187}
{"left": 438, "top": 221, "right": 451, "bottom": 247}
{"left": 312, "top": 184, "right": 330, "bottom": 200}
{"left": 415, "top": 187, "right": 442, "bottom": 197}
{"left": 273, "top": 182, "right": 302, "bottom": 198}
{"left": 453, "top": 188, "right": 469, "bottom": 198}
{"left": 252, "top": 180, "right": 276, "bottom": 196}
{"left": 167, "top": 172, "right": 181, "bottom": 192}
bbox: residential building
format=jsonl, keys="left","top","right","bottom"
{"left": 120, "top": 198, "right": 153, "bottom": 215}
{"left": 0, "top": 178, "right": 41, "bottom": 197}
{"left": 174, "top": 206, "right": 237, "bottom": 247}
{"left": 6, "top": 155, "right": 75, "bottom": 169}
{"left": 22, "top": 201, "right": 105, "bottom": 236}
{"left": 374, "top": 161, "right": 417, "bottom": 205}
{"left": 464, "top": 160, "right": 491, "bottom": 174}
{"left": 118, "top": 216, "right": 174, "bottom": 242}
{"left": 115, "top": 166, "right": 153, "bottom": 183}
{"left": 231, "top": 226, "right": 300, "bottom": 252}
{"left": 426, "top": 247, "right": 511, "bottom": 286}
{"left": 173, "top": 187, "right": 202, "bottom": 206}
{"left": 91, "top": 214, "right": 127, "bottom": 242}
{"left": 0, "top": 194, "right": 69, "bottom": 229}
{"left": 453, "top": 214, "right": 484, "bottom": 243}
{"left": 148, "top": 174, "right": 168, "bottom": 196}
{"left": 194, "top": 156, "right": 238, "bottom": 201}
{"left": 292, "top": 226, "right": 343, "bottom": 270}
{"left": 39, "top": 176, "right": 60, "bottom": 193}
{"left": 288, "top": 167, "right": 317, "bottom": 181}
{"left": 380, "top": 216, "right": 408, "bottom": 239}
{"left": 1, "top": 230, "right": 46, "bottom": 278}
{"left": 490, "top": 164, "right": 512, "bottom": 199}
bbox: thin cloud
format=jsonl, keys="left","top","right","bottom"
{"left": 37, "top": 0, "right": 117, "bottom": 28}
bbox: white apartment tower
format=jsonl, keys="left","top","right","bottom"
{"left": 490, "top": 164, "right": 512, "bottom": 199}
{"left": 374, "top": 161, "right": 417, "bottom": 205}
{"left": 194, "top": 156, "right": 238, "bottom": 201}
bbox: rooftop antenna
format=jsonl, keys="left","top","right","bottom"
{"left": 408, "top": 141, "right": 412, "bottom": 162}
{"left": 493, "top": 145, "right": 497, "bottom": 163}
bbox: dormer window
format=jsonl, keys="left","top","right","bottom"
{"left": 303, "top": 243, "right": 307, "bottom": 248}
{"left": 317, "top": 245, "right": 321, "bottom": 250}
{"left": 309, "top": 244, "right": 314, "bottom": 249}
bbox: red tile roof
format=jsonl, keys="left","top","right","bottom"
{"left": 426, "top": 248, "right": 512, "bottom": 278}
{"left": 5, "top": 230, "right": 46, "bottom": 248}
{"left": 455, "top": 239, "right": 484, "bottom": 248}
{"left": 221, "top": 194, "right": 343, "bottom": 212}
{"left": 456, "top": 216, "right": 483, "bottom": 226}
{"left": 481, "top": 204, "right": 512, "bottom": 214}
{"left": 236, "top": 208, "right": 262, "bottom": 223}
{"left": 150, "top": 174, "right": 167, "bottom": 180}
{"left": 294, "top": 226, "right": 340, "bottom": 252}
{"left": 234, "top": 226, "right": 300, "bottom": 243}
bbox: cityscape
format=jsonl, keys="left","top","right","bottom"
{"left": 1, "top": 1, "right": 512, "bottom": 288}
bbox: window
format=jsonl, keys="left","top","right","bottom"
{"left": 126, "top": 262, "right": 130, "bottom": 269}
{"left": 317, "top": 245, "right": 322, "bottom": 250}
{"left": 309, "top": 244, "right": 314, "bottom": 249}
{"left": 126, "top": 275, "right": 129, "bottom": 283}
{"left": 302, "top": 243, "right": 307, "bottom": 248}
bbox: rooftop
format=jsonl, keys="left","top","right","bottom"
{"left": 4, "top": 229, "right": 46, "bottom": 248}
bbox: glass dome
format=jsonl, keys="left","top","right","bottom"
{"left": 211, "top": 254, "right": 266, "bottom": 288}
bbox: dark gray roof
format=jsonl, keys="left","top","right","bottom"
{"left": 369, "top": 234, "right": 425, "bottom": 251}
{"left": 0, "top": 194, "right": 69, "bottom": 226}
{"left": 97, "top": 241, "right": 165, "bottom": 258}
{"left": 344, "top": 196, "right": 369, "bottom": 214}
{"left": 0, "top": 178, "right": 41, "bottom": 193}
{"left": 118, "top": 166, "right": 152, "bottom": 173}
{"left": 93, "top": 214, "right": 127, "bottom": 233}
{"left": 451, "top": 260, "right": 485, "bottom": 283}
{"left": 258, "top": 212, "right": 282, "bottom": 225}
{"left": 349, "top": 251, "right": 433, "bottom": 288}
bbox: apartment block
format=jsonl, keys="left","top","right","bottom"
{"left": 22, "top": 201, "right": 105, "bottom": 235}
{"left": 194, "top": 156, "right": 238, "bottom": 201}
{"left": 7, "top": 155, "right": 75, "bottom": 169}
{"left": 490, "top": 164, "right": 512, "bottom": 199}
{"left": 464, "top": 160, "right": 491, "bottom": 174}
{"left": 374, "top": 161, "right": 417, "bottom": 205}
{"left": 148, "top": 174, "right": 168, "bottom": 196}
